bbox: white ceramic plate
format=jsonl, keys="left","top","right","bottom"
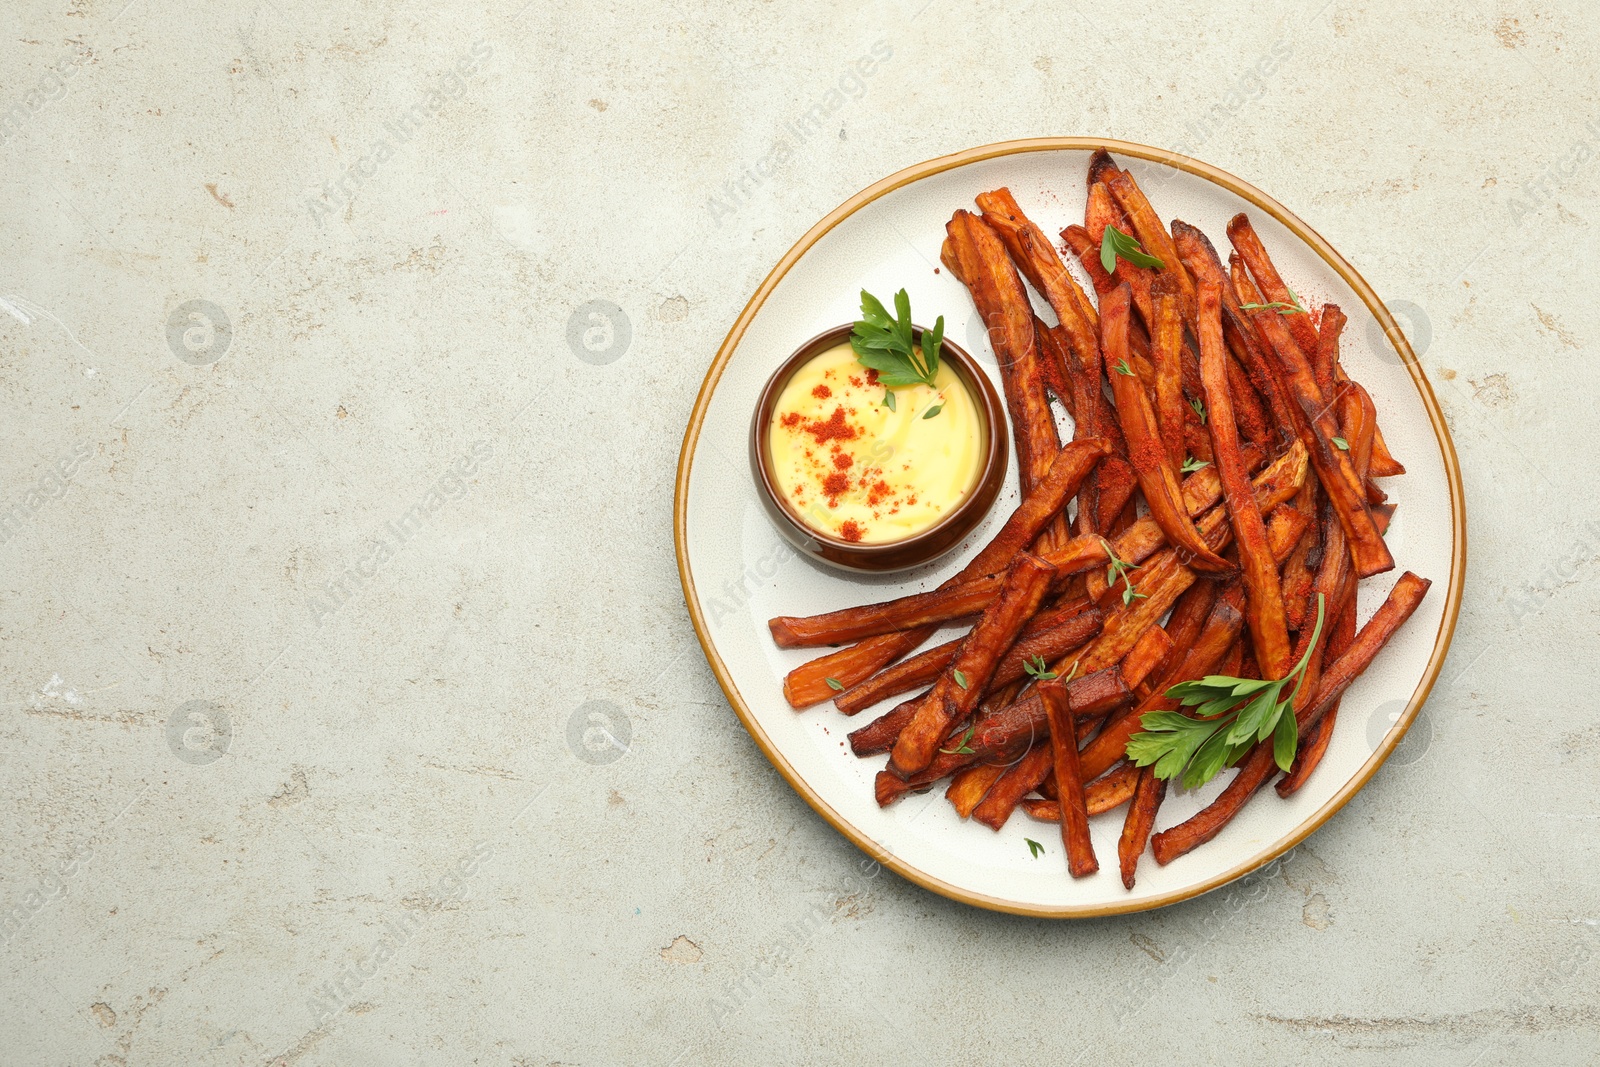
{"left": 675, "top": 139, "right": 1465, "bottom": 917}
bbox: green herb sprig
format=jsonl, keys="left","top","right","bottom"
{"left": 1100, "top": 224, "right": 1165, "bottom": 273}
{"left": 1240, "top": 288, "right": 1307, "bottom": 316}
{"left": 1101, "top": 539, "right": 1145, "bottom": 607}
{"left": 939, "top": 723, "right": 977, "bottom": 755}
{"left": 1125, "top": 595, "right": 1326, "bottom": 788}
{"left": 1025, "top": 838, "right": 1045, "bottom": 858}
{"left": 851, "top": 289, "right": 944, "bottom": 389}
{"left": 1181, "top": 456, "right": 1210, "bottom": 474}
{"left": 1023, "top": 655, "right": 1057, "bottom": 682}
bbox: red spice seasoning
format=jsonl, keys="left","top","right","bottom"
{"left": 811, "top": 384, "right": 832, "bottom": 399}
{"left": 803, "top": 406, "right": 857, "bottom": 445}
{"left": 839, "top": 520, "right": 865, "bottom": 542}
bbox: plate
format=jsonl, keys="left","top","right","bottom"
{"left": 674, "top": 139, "right": 1465, "bottom": 917}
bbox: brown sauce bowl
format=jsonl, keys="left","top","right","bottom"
{"left": 749, "top": 324, "right": 1009, "bottom": 573}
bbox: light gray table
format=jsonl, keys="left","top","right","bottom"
{"left": 2, "top": 1, "right": 1595, "bottom": 1064}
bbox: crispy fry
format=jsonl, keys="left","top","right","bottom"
{"left": 889, "top": 553, "right": 1057, "bottom": 776}
{"left": 1277, "top": 587, "right": 1357, "bottom": 796}
{"left": 947, "top": 762, "right": 1007, "bottom": 818}
{"left": 943, "top": 210, "right": 1060, "bottom": 497}
{"left": 1104, "top": 166, "right": 1198, "bottom": 325}
{"left": 1021, "top": 762, "right": 1140, "bottom": 820}
{"left": 1040, "top": 679, "right": 1099, "bottom": 877}
{"left": 1150, "top": 274, "right": 1187, "bottom": 475}
{"left": 1198, "top": 275, "right": 1292, "bottom": 678}
{"left": 833, "top": 598, "right": 1102, "bottom": 715}
{"left": 1243, "top": 293, "right": 1393, "bottom": 578}
{"left": 1121, "top": 623, "right": 1174, "bottom": 691}
{"left": 1314, "top": 304, "right": 1347, "bottom": 399}
{"left": 783, "top": 629, "right": 934, "bottom": 709}
{"left": 1225, "top": 213, "right": 1321, "bottom": 357}
{"left": 976, "top": 188, "right": 1101, "bottom": 375}
{"left": 1140, "top": 579, "right": 1219, "bottom": 699}
{"left": 1102, "top": 283, "right": 1231, "bottom": 572}
{"left": 1118, "top": 767, "right": 1166, "bottom": 890}
{"left": 1080, "top": 583, "right": 1247, "bottom": 781}
{"left": 971, "top": 741, "right": 1054, "bottom": 831}
{"left": 1150, "top": 572, "right": 1432, "bottom": 865}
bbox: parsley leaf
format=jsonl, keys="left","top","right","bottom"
{"left": 922, "top": 401, "right": 945, "bottom": 420}
{"left": 882, "top": 390, "right": 896, "bottom": 412}
{"left": 1023, "top": 654, "right": 1057, "bottom": 682}
{"left": 953, "top": 669, "right": 969, "bottom": 690}
{"left": 1026, "top": 838, "right": 1045, "bottom": 858}
{"left": 1240, "top": 288, "right": 1307, "bottom": 316}
{"left": 1126, "top": 595, "right": 1328, "bottom": 787}
{"left": 1189, "top": 397, "right": 1207, "bottom": 425}
{"left": 825, "top": 677, "right": 844, "bottom": 691}
{"left": 1181, "top": 456, "right": 1210, "bottom": 473}
{"left": 850, "top": 288, "right": 943, "bottom": 388}
{"left": 1114, "top": 358, "right": 1135, "bottom": 376}
{"left": 1332, "top": 436, "right": 1350, "bottom": 450}
{"left": 1099, "top": 224, "right": 1165, "bottom": 273}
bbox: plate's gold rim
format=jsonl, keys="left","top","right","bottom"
{"left": 673, "top": 137, "right": 1467, "bottom": 919}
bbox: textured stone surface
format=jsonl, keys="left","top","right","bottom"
{"left": 1, "top": 1, "right": 1596, "bottom": 1064}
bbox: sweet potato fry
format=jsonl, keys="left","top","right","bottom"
{"left": 1243, "top": 292, "right": 1393, "bottom": 578}
{"left": 1171, "top": 221, "right": 1300, "bottom": 444}
{"left": 1102, "top": 283, "right": 1230, "bottom": 572}
{"left": 1104, "top": 166, "right": 1198, "bottom": 325}
{"left": 947, "top": 762, "right": 1007, "bottom": 818}
{"left": 1314, "top": 304, "right": 1346, "bottom": 398}
{"left": 1040, "top": 679, "right": 1099, "bottom": 877}
{"left": 1022, "top": 765, "right": 1141, "bottom": 820}
{"left": 771, "top": 534, "right": 1105, "bottom": 649}
{"left": 1121, "top": 623, "right": 1174, "bottom": 692}
{"left": 1079, "top": 583, "right": 1247, "bottom": 781}
{"left": 971, "top": 741, "right": 1054, "bottom": 831}
{"left": 1276, "top": 587, "right": 1357, "bottom": 796}
{"left": 873, "top": 666, "right": 1130, "bottom": 779}
{"left": 1198, "top": 275, "right": 1292, "bottom": 678}
{"left": 833, "top": 597, "right": 1103, "bottom": 715}
{"left": 977, "top": 188, "right": 1101, "bottom": 372}
{"left": 943, "top": 210, "right": 1060, "bottom": 497}
{"left": 890, "top": 553, "right": 1057, "bottom": 776}
{"left": 1226, "top": 214, "right": 1321, "bottom": 357}
{"left": 1141, "top": 580, "right": 1219, "bottom": 699}
{"left": 1150, "top": 274, "right": 1186, "bottom": 475}
{"left": 1150, "top": 572, "right": 1432, "bottom": 865}
{"left": 783, "top": 629, "right": 934, "bottom": 709}
{"left": 1118, "top": 767, "right": 1166, "bottom": 890}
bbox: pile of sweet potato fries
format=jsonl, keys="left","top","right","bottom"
{"left": 767, "top": 151, "right": 1430, "bottom": 888}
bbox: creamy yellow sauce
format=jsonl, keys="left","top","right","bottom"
{"left": 767, "top": 343, "right": 984, "bottom": 544}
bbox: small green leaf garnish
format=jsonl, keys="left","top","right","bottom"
{"left": 922, "top": 401, "right": 945, "bottom": 419}
{"left": 1189, "top": 397, "right": 1207, "bottom": 424}
{"left": 882, "top": 390, "right": 897, "bottom": 412}
{"left": 825, "top": 677, "right": 844, "bottom": 691}
{"left": 1240, "top": 288, "right": 1307, "bottom": 316}
{"left": 1181, "top": 456, "right": 1210, "bottom": 474}
{"left": 1026, "top": 837, "right": 1045, "bottom": 859}
{"left": 1126, "top": 595, "right": 1327, "bottom": 788}
{"left": 1101, "top": 538, "right": 1143, "bottom": 607}
{"left": 953, "top": 669, "right": 969, "bottom": 690}
{"left": 1099, "top": 224, "right": 1165, "bottom": 273}
{"left": 1113, "top": 358, "right": 1134, "bottom": 377}
{"left": 1023, "top": 654, "right": 1057, "bottom": 682}
{"left": 850, "top": 288, "right": 943, "bottom": 388}
{"left": 1332, "top": 436, "right": 1350, "bottom": 451}
{"left": 940, "top": 723, "right": 977, "bottom": 755}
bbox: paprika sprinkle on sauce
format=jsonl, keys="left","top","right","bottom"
{"left": 765, "top": 342, "right": 984, "bottom": 545}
